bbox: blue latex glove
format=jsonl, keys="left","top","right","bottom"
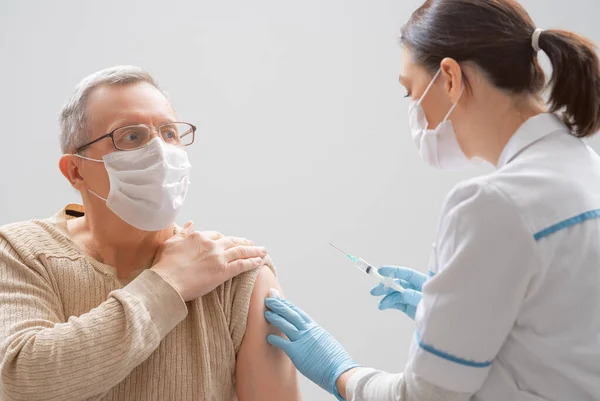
{"left": 264, "top": 297, "right": 360, "bottom": 399}
{"left": 370, "top": 266, "right": 426, "bottom": 320}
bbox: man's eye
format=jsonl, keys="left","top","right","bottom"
{"left": 123, "top": 132, "right": 139, "bottom": 141}
{"left": 163, "top": 130, "right": 180, "bottom": 141}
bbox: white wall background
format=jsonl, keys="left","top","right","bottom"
{"left": 0, "top": 1, "right": 598, "bottom": 399}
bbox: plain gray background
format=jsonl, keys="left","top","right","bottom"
{"left": 1, "top": 1, "right": 599, "bottom": 399}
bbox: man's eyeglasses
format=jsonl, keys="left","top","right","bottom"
{"left": 74, "top": 122, "right": 196, "bottom": 153}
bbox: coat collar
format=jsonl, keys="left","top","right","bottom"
{"left": 497, "top": 113, "right": 567, "bottom": 168}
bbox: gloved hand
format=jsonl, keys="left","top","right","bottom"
{"left": 264, "top": 297, "right": 360, "bottom": 400}
{"left": 370, "top": 266, "right": 426, "bottom": 320}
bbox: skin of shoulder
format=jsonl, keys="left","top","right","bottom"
{"left": 235, "top": 265, "right": 301, "bottom": 401}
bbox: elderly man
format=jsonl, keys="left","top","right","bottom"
{"left": 0, "top": 66, "right": 300, "bottom": 400}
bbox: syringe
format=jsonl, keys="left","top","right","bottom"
{"left": 329, "top": 243, "right": 405, "bottom": 293}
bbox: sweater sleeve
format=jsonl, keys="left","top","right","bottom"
{"left": 0, "top": 237, "right": 188, "bottom": 401}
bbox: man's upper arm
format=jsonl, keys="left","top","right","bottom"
{"left": 236, "top": 265, "right": 301, "bottom": 401}
{"left": 0, "top": 233, "right": 185, "bottom": 400}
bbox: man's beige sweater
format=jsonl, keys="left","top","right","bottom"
{"left": 0, "top": 205, "right": 270, "bottom": 401}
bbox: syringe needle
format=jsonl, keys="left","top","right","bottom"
{"left": 329, "top": 243, "right": 359, "bottom": 262}
{"left": 329, "top": 242, "right": 405, "bottom": 293}
{"left": 329, "top": 242, "right": 349, "bottom": 256}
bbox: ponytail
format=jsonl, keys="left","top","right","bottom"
{"left": 401, "top": 0, "right": 600, "bottom": 138}
{"left": 539, "top": 30, "right": 600, "bottom": 138}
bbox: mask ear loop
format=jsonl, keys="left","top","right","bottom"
{"left": 442, "top": 82, "right": 465, "bottom": 122}
{"left": 75, "top": 154, "right": 104, "bottom": 163}
{"left": 73, "top": 154, "right": 108, "bottom": 201}
{"left": 87, "top": 189, "right": 108, "bottom": 201}
{"left": 417, "top": 68, "right": 442, "bottom": 107}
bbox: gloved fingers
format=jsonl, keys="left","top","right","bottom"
{"left": 279, "top": 299, "right": 314, "bottom": 324}
{"left": 370, "top": 279, "right": 412, "bottom": 296}
{"left": 265, "top": 311, "right": 300, "bottom": 341}
{"left": 265, "top": 298, "right": 306, "bottom": 329}
{"left": 398, "top": 279, "right": 414, "bottom": 290}
{"left": 378, "top": 293, "right": 408, "bottom": 312}
{"left": 406, "top": 306, "right": 418, "bottom": 320}
{"left": 370, "top": 283, "right": 394, "bottom": 296}
{"left": 379, "top": 266, "right": 427, "bottom": 288}
{"left": 267, "top": 334, "right": 292, "bottom": 352}
{"left": 378, "top": 289, "right": 421, "bottom": 310}
{"left": 401, "top": 289, "right": 423, "bottom": 306}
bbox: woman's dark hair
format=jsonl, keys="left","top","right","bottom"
{"left": 401, "top": 0, "right": 600, "bottom": 138}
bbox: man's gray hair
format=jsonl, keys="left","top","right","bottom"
{"left": 59, "top": 65, "right": 166, "bottom": 154}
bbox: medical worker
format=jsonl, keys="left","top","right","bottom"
{"left": 264, "top": 0, "right": 600, "bottom": 400}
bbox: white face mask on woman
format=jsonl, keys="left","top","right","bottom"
{"left": 409, "top": 68, "right": 473, "bottom": 170}
{"left": 76, "top": 137, "right": 191, "bottom": 231}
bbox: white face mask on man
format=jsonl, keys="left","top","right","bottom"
{"left": 409, "top": 68, "right": 474, "bottom": 170}
{"left": 76, "top": 137, "right": 192, "bottom": 231}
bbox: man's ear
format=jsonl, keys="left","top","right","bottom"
{"left": 59, "top": 155, "right": 85, "bottom": 191}
{"left": 439, "top": 57, "right": 464, "bottom": 104}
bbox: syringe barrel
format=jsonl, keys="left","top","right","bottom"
{"left": 357, "top": 259, "right": 405, "bottom": 293}
{"left": 355, "top": 258, "right": 373, "bottom": 274}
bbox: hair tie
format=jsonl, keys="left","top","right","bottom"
{"left": 532, "top": 28, "right": 544, "bottom": 52}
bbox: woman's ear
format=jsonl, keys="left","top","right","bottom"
{"left": 440, "top": 57, "right": 464, "bottom": 104}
